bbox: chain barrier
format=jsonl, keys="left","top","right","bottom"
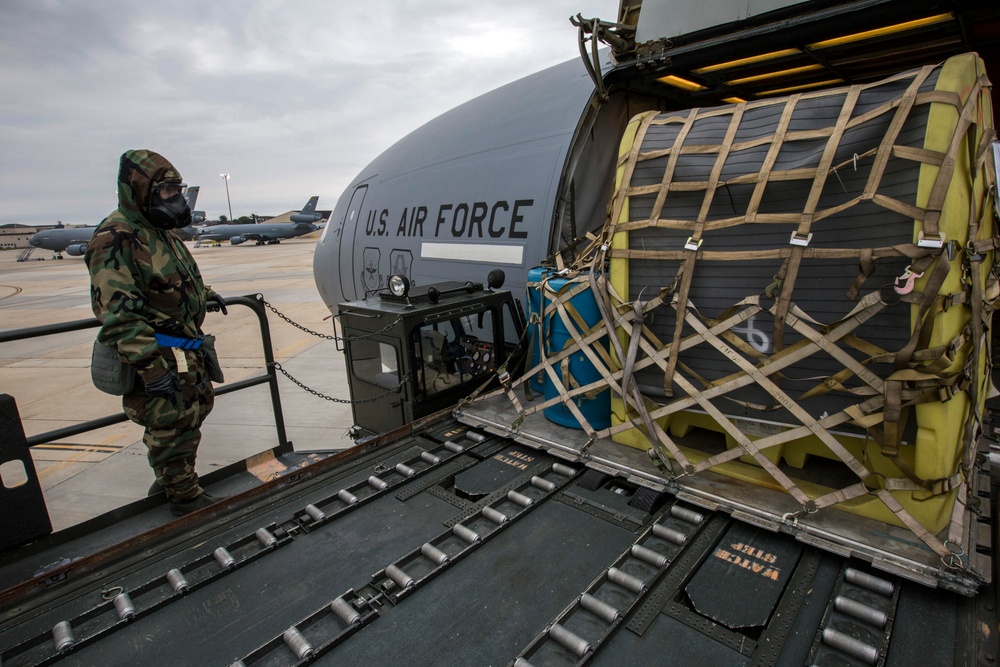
{"left": 270, "top": 362, "right": 410, "bottom": 405}
{"left": 261, "top": 300, "right": 401, "bottom": 342}
{"left": 262, "top": 300, "right": 337, "bottom": 340}
{"left": 259, "top": 301, "right": 409, "bottom": 404}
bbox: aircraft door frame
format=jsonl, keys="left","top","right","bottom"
{"left": 340, "top": 184, "right": 369, "bottom": 301}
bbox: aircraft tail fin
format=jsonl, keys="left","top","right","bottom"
{"left": 300, "top": 196, "right": 319, "bottom": 215}
{"left": 290, "top": 196, "right": 322, "bottom": 223}
{"left": 185, "top": 185, "right": 200, "bottom": 209}
{"left": 185, "top": 185, "right": 206, "bottom": 224}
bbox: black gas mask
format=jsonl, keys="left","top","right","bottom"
{"left": 147, "top": 183, "right": 192, "bottom": 230}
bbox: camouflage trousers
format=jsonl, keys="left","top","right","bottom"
{"left": 123, "top": 348, "right": 215, "bottom": 502}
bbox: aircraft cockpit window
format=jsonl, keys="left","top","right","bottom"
{"left": 413, "top": 309, "right": 497, "bottom": 398}
{"left": 351, "top": 339, "right": 400, "bottom": 389}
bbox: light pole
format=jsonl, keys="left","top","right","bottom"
{"left": 220, "top": 173, "right": 233, "bottom": 222}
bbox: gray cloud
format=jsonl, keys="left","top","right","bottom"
{"left": 0, "top": 0, "right": 612, "bottom": 224}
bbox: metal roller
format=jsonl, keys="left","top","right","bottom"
{"left": 551, "top": 463, "right": 576, "bottom": 477}
{"left": 214, "top": 547, "right": 236, "bottom": 570}
{"left": 652, "top": 523, "right": 687, "bottom": 545}
{"left": 368, "top": 475, "right": 389, "bottom": 491}
{"left": 421, "top": 542, "right": 450, "bottom": 565}
{"left": 452, "top": 523, "right": 481, "bottom": 544}
{"left": 631, "top": 544, "right": 668, "bottom": 568}
{"left": 113, "top": 592, "right": 137, "bottom": 621}
{"left": 530, "top": 476, "right": 556, "bottom": 492}
{"left": 607, "top": 567, "right": 647, "bottom": 594}
{"left": 420, "top": 451, "right": 440, "bottom": 464}
{"left": 670, "top": 505, "right": 705, "bottom": 525}
{"left": 255, "top": 527, "right": 278, "bottom": 549}
{"left": 507, "top": 490, "right": 534, "bottom": 507}
{"left": 395, "top": 462, "right": 416, "bottom": 477}
{"left": 513, "top": 659, "right": 535, "bottom": 667}
{"left": 304, "top": 503, "right": 326, "bottom": 522}
{"left": 331, "top": 597, "right": 362, "bottom": 626}
{"left": 52, "top": 621, "right": 76, "bottom": 653}
{"left": 230, "top": 661, "right": 247, "bottom": 667}
{"left": 821, "top": 628, "right": 879, "bottom": 665}
{"left": 386, "top": 563, "right": 415, "bottom": 590}
{"left": 580, "top": 593, "right": 622, "bottom": 624}
{"left": 166, "top": 568, "right": 189, "bottom": 594}
{"left": 338, "top": 489, "right": 360, "bottom": 506}
{"left": 482, "top": 506, "right": 509, "bottom": 525}
{"left": 844, "top": 568, "right": 895, "bottom": 596}
{"left": 548, "top": 622, "right": 592, "bottom": 657}
{"left": 834, "top": 596, "right": 888, "bottom": 628}
{"left": 283, "top": 626, "right": 315, "bottom": 660}
{"left": 466, "top": 432, "right": 487, "bottom": 443}
{"left": 444, "top": 440, "right": 464, "bottom": 452}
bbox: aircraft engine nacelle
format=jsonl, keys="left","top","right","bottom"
{"left": 290, "top": 213, "right": 322, "bottom": 224}
{"left": 230, "top": 236, "right": 246, "bottom": 246}
{"left": 65, "top": 243, "right": 88, "bottom": 257}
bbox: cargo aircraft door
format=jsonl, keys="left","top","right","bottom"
{"left": 342, "top": 184, "right": 369, "bottom": 302}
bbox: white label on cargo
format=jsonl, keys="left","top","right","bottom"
{"left": 730, "top": 418, "right": 784, "bottom": 439}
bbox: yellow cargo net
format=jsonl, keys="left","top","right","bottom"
{"left": 488, "top": 55, "right": 998, "bottom": 572}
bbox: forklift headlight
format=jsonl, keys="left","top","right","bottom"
{"left": 389, "top": 274, "right": 410, "bottom": 298}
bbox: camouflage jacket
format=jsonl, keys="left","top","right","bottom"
{"left": 86, "top": 150, "right": 216, "bottom": 381}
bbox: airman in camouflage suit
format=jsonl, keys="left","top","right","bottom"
{"left": 86, "top": 149, "right": 226, "bottom": 515}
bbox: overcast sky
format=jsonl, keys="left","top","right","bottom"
{"left": 0, "top": 0, "right": 613, "bottom": 225}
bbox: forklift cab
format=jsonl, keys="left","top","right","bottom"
{"left": 338, "top": 272, "right": 526, "bottom": 437}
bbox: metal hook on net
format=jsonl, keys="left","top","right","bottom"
{"left": 781, "top": 511, "right": 802, "bottom": 526}
{"left": 893, "top": 266, "right": 924, "bottom": 296}
{"left": 509, "top": 413, "right": 525, "bottom": 436}
{"left": 942, "top": 540, "right": 967, "bottom": 570}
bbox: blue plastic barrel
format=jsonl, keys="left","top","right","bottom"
{"left": 541, "top": 273, "right": 610, "bottom": 430}
{"left": 526, "top": 267, "right": 547, "bottom": 392}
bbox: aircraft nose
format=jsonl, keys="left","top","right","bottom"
{"left": 28, "top": 236, "right": 41, "bottom": 247}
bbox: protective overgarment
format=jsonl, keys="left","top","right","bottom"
{"left": 85, "top": 149, "right": 220, "bottom": 503}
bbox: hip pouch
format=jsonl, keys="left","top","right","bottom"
{"left": 200, "top": 334, "right": 225, "bottom": 383}
{"left": 90, "top": 340, "right": 136, "bottom": 395}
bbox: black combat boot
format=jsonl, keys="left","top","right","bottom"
{"left": 169, "top": 490, "right": 222, "bottom": 516}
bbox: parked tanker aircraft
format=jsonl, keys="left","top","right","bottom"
{"left": 25, "top": 186, "right": 204, "bottom": 258}
{"left": 194, "top": 196, "right": 322, "bottom": 246}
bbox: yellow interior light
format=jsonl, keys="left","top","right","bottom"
{"left": 722, "top": 97, "right": 746, "bottom": 104}
{"left": 808, "top": 13, "right": 954, "bottom": 49}
{"left": 727, "top": 64, "right": 823, "bottom": 86}
{"left": 694, "top": 49, "right": 801, "bottom": 74}
{"left": 657, "top": 75, "right": 707, "bottom": 91}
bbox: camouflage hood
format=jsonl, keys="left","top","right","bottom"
{"left": 117, "top": 149, "right": 184, "bottom": 223}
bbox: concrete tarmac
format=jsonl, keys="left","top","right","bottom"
{"left": 0, "top": 237, "right": 354, "bottom": 531}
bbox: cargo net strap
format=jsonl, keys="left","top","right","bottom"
{"left": 492, "top": 59, "right": 998, "bottom": 570}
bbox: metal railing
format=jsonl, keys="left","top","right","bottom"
{"left": 0, "top": 294, "right": 289, "bottom": 450}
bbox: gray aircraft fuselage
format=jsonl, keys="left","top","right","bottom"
{"left": 312, "top": 55, "right": 625, "bottom": 311}
{"left": 196, "top": 222, "right": 318, "bottom": 245}
{"left": 27, "top": 227, "right": 96, "bottom": 256}
{"left": 28, "top": 224, "right": 201, "bottom": 257}
{"left": 28, "top": 185, "right": 205, "bottom": 256}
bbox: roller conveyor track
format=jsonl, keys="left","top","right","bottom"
{"left": 0, "top": 417, "right": 995, "bottom": 666}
